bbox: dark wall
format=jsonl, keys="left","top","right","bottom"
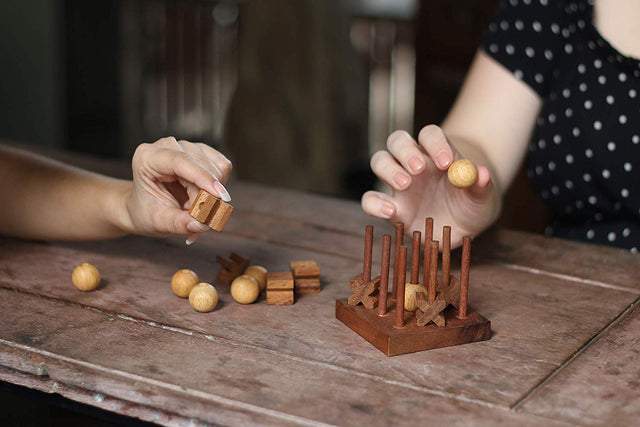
{"left": 0, "top": 0, "right": 64, "bottom": 149}
{"left": 65, "top": 0, "right": 121, "bottom": 158}
{"left": 413, "top": 0, "right": 499, "bottom": 128}
{"left": 0, "top": 1, "right": 121, "bottom": 157}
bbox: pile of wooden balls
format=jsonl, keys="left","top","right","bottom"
{"left": 171, "top": 265, "right": 268, "bottom": 312}
{"left": 171, "top": 269, "right": 218, "bottom": 312}
{"left": 70, "top": 262, "right": 267, "bottom": 311}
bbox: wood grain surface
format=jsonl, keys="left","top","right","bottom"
{"left": 517, "top": 301, "right": 640, "bottom": 426}
{"left": 1, "top": 177, "right": 639, "bottom": 425}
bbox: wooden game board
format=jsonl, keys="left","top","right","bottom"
{"left": 336, "top": 220, "right": 491, "bottom": 356}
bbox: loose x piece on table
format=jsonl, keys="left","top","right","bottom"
{"left": 335, "top": 218, "right": 491, "bottom": 356}
{"left": 188, "top": 189, "right": 234, "bottom": 232}
{"left": 216, "top": 252, "right": 251, "bottom": 285}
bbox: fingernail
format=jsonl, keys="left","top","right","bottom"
{"left": 214, "top": 181, "right": 231, "bottom": 202}
{"left": 393, "top": 172, "right": 410, "bottom": 188}
{"left": 186, "top": 233, "right": 200, "bottom": 245}
{"left": 408, "top": 156, "right": 425, "bottom": 173}
{"left": 381, "top": 203, "right": 395, "bottom": 218}
{"left": 436, "top": 152, "right": 451, "bottom": 169}
{"left": 187, "top": 221, "right": 210, "bottom": 233}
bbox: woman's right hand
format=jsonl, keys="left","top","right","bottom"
{"left": 361, "top": 125, "right": 499, "bottom": 248}
{"left": 122, "top": 137, "right": 233, "bottom": 244}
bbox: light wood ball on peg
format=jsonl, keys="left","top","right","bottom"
{"left": 188, "top": 282, "right": 218, "bottom": 312}
{"left": 404, "top": 283, "right": 428, "bottom": 312}
{"left": 244, "top": 265, "right": 268, "bottom": 291}
{"left": 72, "top": 262, "right": 101, "bottom": 291}
{"left": 171, "top": 269, "right": 200, "bottom": 298}
{"left": 231, "top": 275, "right": 260, "bottom": 304}
{"left": 447, "top": 159, "right": 478, "bottom": 189}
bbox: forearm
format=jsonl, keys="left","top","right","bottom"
{"left": 0, "top": 146, "right": 133, "bottom": 240}
{"left": 438, "top": 51, "right": 543, "bottom": 225}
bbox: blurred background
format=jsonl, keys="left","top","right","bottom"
{"left": 0, "top": 0, "right": 547, "bottom": 232}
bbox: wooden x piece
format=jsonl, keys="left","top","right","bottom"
{"left": 437, "top": 275, "right": 461, "bottom": 308}
{"left": 348, "top": 274, "right": 380, "bottom": 309}
{"left": 415, "top": 293, "right": 446, "bottom": 327}
{"left": 216, "top": 252, "right": 250, "bottom": 284}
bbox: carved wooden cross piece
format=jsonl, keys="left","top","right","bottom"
{"left": 415, "top": 292, "right": 446, "bottom": 327}
{"left": 348, "top": 274, "right": 380, "bottom": 309}
{"left": 216, "top": 252, "right": 251, "bottom": 284}
{"left": 415, "top": 274, "right": 462, "bottom": 327}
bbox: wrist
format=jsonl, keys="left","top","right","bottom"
{"left": 103, "top": 178, "right": 136, "bottom": 236}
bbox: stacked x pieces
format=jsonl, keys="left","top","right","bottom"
{"left": 266, "top": 260, "right": 321, "bottom": 305}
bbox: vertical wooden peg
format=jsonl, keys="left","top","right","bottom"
{"left": 458, "top": 236, "right": 471, "bottom": 319}
{"left": 363, "top": 225, "right": 374, "bottom": 283}
{"left": 411, "top": 231, "right": 421, "bottom": 284}
{"left": 422, "top": 218, "right": 433, "bottom": 289}
{"left": 442, "top": 226, "right": 451, "bottom": 287}
{"left": 392, "top": 223, "right": 404, "bottom": 299}
{"left": 395, "top": 246, "right": 407, "bottom": 328}
{"left": 378, "top": 234, "right": 391, "bottom": 316}
{"left": 428, "top": 241, "right": 438, "bottom": 303}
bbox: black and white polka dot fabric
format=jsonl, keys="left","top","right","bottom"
{"left": 481, "top": 0, "right": 640, "bottom": 252}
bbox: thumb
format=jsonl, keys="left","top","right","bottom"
{"left": 465, "top": 165, "right": 494, "bottom": 204}
{"left": 153, "top": 207, "right": 210, "bottom": 236}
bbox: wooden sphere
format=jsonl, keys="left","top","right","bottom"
{"left": 230, "top": 275, "right": 260, "bottom": 304}
{"left": 171, "top": 269, "right": 199, "bottom": 298}
{"left": 447, "top": 159, "right": 478, "bottom": 189}
{"left": 244, "top": 265, "right": 267, "bottom": 291}
{"left": 404, "top": 283, "right": 427, "bottom": 312}
{"left": 189, "top": 282, "right": 218, "bottom": 312}
{"left": 72, "top": 262, "right": 101, "bottom": 291}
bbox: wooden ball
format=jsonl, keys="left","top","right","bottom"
{"left": 244, "top": 265, "right": 267, "bottom": 291}
{"left": 189, "top": 282, "right": 218, "bottom": 312}
{"left": 447, "top": 159, "right": 478, "bottom": 189}
{"left": 72, "top": 262, "right": 101, "bottom": 291}
{"left": 404, "top": 283, "right": 427, "bottom": 312}
{"left": 230, "top": 275, "right": 260, "bottom": 304}
{"left": 171, "top": 269, "right": 199, "bottom": 298}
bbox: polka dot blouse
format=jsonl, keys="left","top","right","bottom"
{"left": 481, "top": 0, "right": 640, "bottom": 252}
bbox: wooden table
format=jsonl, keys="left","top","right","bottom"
{"left": 1, "top": 181, "right": 639, "bottom": 426}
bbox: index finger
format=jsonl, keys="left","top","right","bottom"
{"left": 139, "top": 145, "right": 224, "bottom": 201}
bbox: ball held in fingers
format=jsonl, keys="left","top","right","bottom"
{"left": 447, "top": 159, "right": 478, "bottom": 189}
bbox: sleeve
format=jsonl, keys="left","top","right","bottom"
{"left": 480, "top": 0, "right": 568, "bottom": 97}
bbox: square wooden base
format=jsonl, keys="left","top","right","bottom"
{"left": 335, "top": 297, "right": 491, "bottom": 356}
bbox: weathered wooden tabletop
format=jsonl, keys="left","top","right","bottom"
{"left": 1, "top": 180, "right": 639, "bottom": 426}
